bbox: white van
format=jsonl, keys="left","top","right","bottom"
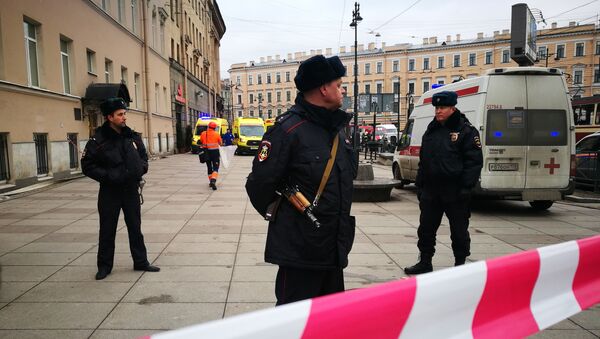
{"left": 393, "top": 67, "right": 575, "bottom": 210}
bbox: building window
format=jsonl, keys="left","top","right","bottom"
{"left": 276, "top": 91, "right": 281, "bottom": 102}
{"left": 365, "top": 63, "right": 371, "bottom": 75}
{"left": 158, "top": 132, "right": 162, "bottom": 152}
{"left": 248, "top": 75, "right": 253, "bottom": 85}
{"left": 573, "top": 69, "right": 583, "bottom": 84}
{"left": 267, "top": 92, "right": 272, "bottom": 103}
{"left": 134, "top": 73, "right": 140, "bottom": 108}
{"left": 237, "top": 94, "right": 242, "bottom": 104}
{"left": 120, "top": 66, "right": 128, "bottom": 84}
{"left": 376, "top": 61, "right": 383, "bottom": 74}
{"left": 423, "top": 80, "right": 430, "bottom": 93}
{"left": 236, "top": 76, "right": 240, "bottom": 85}
{"left": 86, "top": 49, "right": 96, "bottom": 74}
{"left": 408, "top": 59, "right": 415, "bottom": 71}
{"left": 131, "top": 0, "right": 137, "bottom": 33}
{"left": 249, "top": 93, "right": 254, "bottom": 103}
{"left": 117, "top": 0, "right": 125, "bottom": 22}
{"left": 285, "top": 71, "right": 290, "bottom": 82}
{"left": 267, "top": 109, "right": 272, "bottom": 118}
{"left": 392, "top": 60, "right": 399, "bottom": 72}
{"left": 104, "top": 58, "right": 113, "bottom": 83}
{"left": 596, "top": 41, "right": 600, "bottom": 55}
{"left": 24, "top": 20, "right": 40, "bottom": 87}
{"left": 437, "top": 78, "right": 445, "bottom": 85}
{"left": 376, "top": 83, "right": 382, "bottom": 93}
{"left": 238, "top": 110, "right": 242, "bottom": 117}
{"left": 594, "top": 67, "right": 600, "bottom": 83}
{"left": 266, "top": 73, "right": 271, "bottom": 84}
{"left": 276, "top": 72, "right": 281, "bottom": 83}
{"left": 154, "top": 83, "right": 160, "bottom": 112}
{"left": 575, "top": 42, "right": 584, "bottom": 57}
{"left": 502, "top": 50, "right": 510, "bottom": 63}
{"left": 60, "top": 38, "right": 71, "bottom": 94}
{"left": 469, "top": 53, "right": 476, "bottom": 66}
{"left": 437, "top": 56, "right": 444, "bottom": 69}
{"left": 453, "top": 54, "right": 460, "bottom": 67}
{"left": 556, "top": 44, "right": 565, "bottom": 59}
{"left": 365, "top": 84, "right": 370, "bottom": 94}
{"left": 277, "top": 108, "right": 282, "bottom": 115}
{"left": 257, "top": 74, "right": 262, "bottom": 84}
{"left": 286, "top": 91, "right": 291, "bottom": 101}
{"left": 537, "top": 46, "right": 547, "bottom": 60}
{"left": 249, "top": 110, "right": 254, "bottom": 117}
{"left": 485, "top": 51, "right": 493, "bottom": 64}
{"left": 33, "top": 133, "right": 49, "bottom": 175}
{"left": 408, "top": 81, "right": 415, "bottom": 94}
{"left": 423, "top": 57, "right": 430, "bottom": 70}
{"left": 102, "top": 0, "right": 109, "bottom": 10}
{"left": 67, "top": 133, "right": 78, "bottom": 169}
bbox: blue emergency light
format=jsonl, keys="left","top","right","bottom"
{"left": 550, "top": 131, "right": 559, "bottom": 137}
{"left": 432, "top": 84, "right": 444, "bottom": 89}
{"left": 494, "top": 131, "right": 503, "bottom": 138}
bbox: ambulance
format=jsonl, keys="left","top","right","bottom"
{"left": 264, "top": 118, "right": 275, "bottom": 132}
{"left": 393, "top": 67, "right": 575, "bottom": 210}
{"left": 232, "top": 117, "right": 265, "bottom": 154}
{"left": 191, "top": 117, "right": 229, "bottom": 154}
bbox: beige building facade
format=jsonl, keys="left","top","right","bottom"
{"left": 229, "top": 23, "right": 600, "bottom": 129}
{"left": 0, "top": 0, "right": 224, "bottom": 189}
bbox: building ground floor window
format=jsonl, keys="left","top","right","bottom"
{"left": 0, "top": 133, "right": 9, "bottom": 181}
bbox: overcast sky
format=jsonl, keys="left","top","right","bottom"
{"left": 217, "top": 0, "right": 600, "bottom": 77}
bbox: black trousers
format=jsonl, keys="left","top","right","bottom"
{"left": 275, "top": 266, "right": 344, "bottom": 306}
{"left": 97, "top": 185, "right": 149, "bottom": 272}
{"left": 206, "top": 149, "right": 220, "bottom": 179}
{"left": 417, "top": 195, "right": 471, "bottom": 258}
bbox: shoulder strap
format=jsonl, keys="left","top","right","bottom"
{"left": 313, "top": 134, "right": 340, "bottom": 207}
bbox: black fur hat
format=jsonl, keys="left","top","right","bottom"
{"left": 294, "top": 55, "right": 346, "bottom": 92}
{"left": 100, "top": 97, "right": 128, "bottom": 116}
{"left": 432, "top": 91, "right": 458, "bottom": 107}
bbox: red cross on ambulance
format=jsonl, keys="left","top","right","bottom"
{"left": 544, "top": 157, "right": 560, "bottom": 175}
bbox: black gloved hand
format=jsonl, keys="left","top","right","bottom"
{"left": 459, "top": 188, "right": 472, "bottom": 201}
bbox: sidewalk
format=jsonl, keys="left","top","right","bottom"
{"left": 0, "top": 154, "right": 598, "bottom": 338}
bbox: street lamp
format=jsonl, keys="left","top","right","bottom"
{"left": 350, "top": 1, "right": 362, "bottom": 151}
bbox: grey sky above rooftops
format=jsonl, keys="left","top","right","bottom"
{"left": 217, "top": 0, "right": 600, "bottom": 77}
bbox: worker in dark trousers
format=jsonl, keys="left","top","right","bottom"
{"left": 404, "top": 91, "right": 483, "bottom": 275}
{"left": 82, "top": 97, "right": 160, "bottom": 280}
{"left": 200, "top": 121, "right": 222, "bottom": 190}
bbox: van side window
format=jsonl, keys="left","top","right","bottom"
{"left": 576, "top": 136, "right": 600, "bottom": 153}
{"left": 398, "top": 119, "right": 414, "bottom": 150}
{"left": 486, "top": 109, "right": 567, "bottom": 146}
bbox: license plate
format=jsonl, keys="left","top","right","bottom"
{"left": 250, "top": 146, "right": 258, "bottom": 150}
{"left": 489, "top": 163, "right": 518, "bottom": 171}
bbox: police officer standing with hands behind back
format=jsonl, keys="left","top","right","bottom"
{"left": 82, "top": 97, "right": 159, "bottom": 280}
{"left": 404, "top": 91, "right": 483, "bottom": 275}
{"left": 246, "top": 55, "right": 357, "bottom": 305}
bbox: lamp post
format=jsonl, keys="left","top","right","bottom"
{"left": 257, "top": 93, "right": 263, "bottom": 119}
{"left": 350, "top": 1, "right": 362, "bottom": 151}
{"left": 406, "top": 92, "right": 414, "bottom": 118}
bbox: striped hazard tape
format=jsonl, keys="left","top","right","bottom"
{"left": 144, "top": 234, "right": 600, "bottom": 339}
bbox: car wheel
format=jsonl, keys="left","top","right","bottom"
{"left": 393, "top": 164, "right": 405, "bottom": 189}
{"left": 529, "top": 200, "right": 554, "bottom": 210}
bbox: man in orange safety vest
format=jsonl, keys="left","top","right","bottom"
{"left": 199, "top": 121, "right": 222, "bottom": 190}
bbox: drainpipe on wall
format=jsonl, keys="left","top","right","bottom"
{"left": 141, "top": 2, "right": 154, "bottom": 154}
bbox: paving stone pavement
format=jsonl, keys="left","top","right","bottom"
{"left": 0, "top": 155, "right": 598, "bottom": 339}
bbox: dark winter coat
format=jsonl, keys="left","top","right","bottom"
{"left": 246, "top": 94, "right": 357, "bottom": 270}
{"left": 81, "top": 122, "right": 148, "bottom": 188}
{"left": 416, "top": 109, "right": 483, "bottom": 201}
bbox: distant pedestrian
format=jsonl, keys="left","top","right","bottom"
{"left": 404, "top": 91, "right": 483, "bottom": 275}
{"left": 223, "top": 128, "right": 234, "bottom": 146}
{"left": 81, "top": 97, "right": 160, "bottom": 280}
{"left": 246, "top": 54, "right": 357, "bottom": 305}
{"left": 200, "top": 121, "right": 222, "bottom": 190}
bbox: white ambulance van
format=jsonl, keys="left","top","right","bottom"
{"left": 393, "top": 67, "right": 575, "bottom": 210}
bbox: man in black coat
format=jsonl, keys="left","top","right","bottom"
{"left": 81, "top": 97, "right": 159, "bottom": 280}
{"left": 404, "top": 91, "right": 483, "bottom": 275}
{"left": 246, "top": 55, "right": 357, "bottom": 305}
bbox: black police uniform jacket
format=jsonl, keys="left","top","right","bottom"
{"left": 415, "top": 109, "right": 483, "bottom": 201}
{"left": 81, "top": 122, "right": 148, "bottom": 187}
{"left": 246, "top": 95, "right": 357, "bottom": 270}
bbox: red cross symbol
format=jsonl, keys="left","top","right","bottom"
{"left": 544, "top": 157, "right": 560, "bottom": 175}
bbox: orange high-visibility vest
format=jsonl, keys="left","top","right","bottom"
{"left": 200, "top": 129, "right": 222, "bottom": 150}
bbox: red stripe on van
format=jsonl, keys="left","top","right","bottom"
{"left": 423, "top": 86, "right": 480, "bottom": 104}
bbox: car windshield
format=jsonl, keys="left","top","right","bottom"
{"left": 240, "top": 125, "right": 264, "bottom": 137}
{"left": 576, "top": 135, "right": 600, "bottom": 153}
{"left": 486, "top": 109, "right": 567, "bottom": 146}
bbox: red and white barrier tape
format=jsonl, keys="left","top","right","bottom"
{"left": 145, "top": 235, "right": 600, "bottom": 339}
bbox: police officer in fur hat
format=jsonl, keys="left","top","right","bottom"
{"left": 404, "top": 91, "right": 483, "bottom": 275}
{"left": 246, "top": 55, "right": 357, "bottom": 305}
{"left": 82, "top": 97, "right": 159, "bottom": 280}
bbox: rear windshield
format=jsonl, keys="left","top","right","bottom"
{"left": 240, "top": 125, "right": 264, "bottom": 137}
{"left": 486, "top": 109, "right": 567, "bottom": 146}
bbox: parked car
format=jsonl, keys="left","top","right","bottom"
{"left": 574, "top": 131, "right": 600, "bottom": 190}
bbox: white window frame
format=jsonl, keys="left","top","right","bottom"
{"left": 502, "top": 49, "right": 510, "bottom": 63}
{"left": 485, "top": 51, "right": 493, "bottom": 64}
{"left": 60, "top": 38, "right": 71, "bottom": 94}
{"left": 407, "top": 80, "right": 416, "bottom": 94}
{"left": 24, "top": 21, "right": 40, "bottom": 87}
{"left": 422, "top": 57, "right": 430, "bottom": 70}
{"left": 376, "top": 61, "right": 383, "bottom": 74}
{"left": 436, "top": 77, "right": 445, "bottom": 85}
{"left": 375, "top": 81, "right": 383, "bottom": 94}
{"left": 104, "top": 58, "right": 113, "bottom": 83}
{"left": 86, "top": 49, "right": 96, "bottom": 74}
{"left": 364, "top": 62, "right": 371, "bottom": 75}
{"left": 392, "top": 60, "right": 399, "bottom": 72}
{"left": 574, "top": 42, "right": 585, "bottom": 57}
{"left": 453, "top": 54, "right": 461, "bottom": 67}
{"left": 469, "top": 53, "right": 476, "bottom": 66}
{"left": 408, "top": 59, "right": 415, "bottom": 71}
{"left": 248, "top": 74, "right": 253, "bottom": 85}
{"left": 556, "top": 44, "right": 565, "bottom": 59}
{"left": 134, "top": 73, "right": 140, "bottom": 108}
{"left": 437, "top": 56, "right": 444, "bottom": 69}
{"left": 285, "top": 71, "right": 290, "bottom": 82}
{"left": 573, "top": 68, "right": 584, "bottom": 85}
{"left": 422, "top": 79, "right": 431, "bottom": 93}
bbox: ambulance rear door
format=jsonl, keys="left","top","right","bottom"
{"left": 482, "top": 75, "right": 528, "bottom": 190}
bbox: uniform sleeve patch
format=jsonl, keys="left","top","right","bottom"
{"left": 474, "top": 135, "right": 482, "bottom": 148}
{"left": 258, "top": 141, "right": 272, "bottom": 162}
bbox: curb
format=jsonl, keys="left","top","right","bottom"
{"left": 564, "top": 195, "right": 600, "bottom": 203}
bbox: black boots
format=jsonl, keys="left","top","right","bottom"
{"left": 134, "top": 264, "right": 161, "bottom": 272}
{"left": 455, "top": 257, "right": 466, "bottom": 266}
{"left": 209, "top": 179, "right": 217, "bottom": 190}
{"left": 404, "top": 253, "right": 433, "bottom": 275}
